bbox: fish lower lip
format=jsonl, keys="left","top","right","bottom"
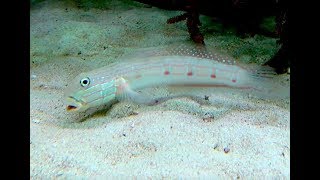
{"left": 66, "top": 105, "right": 78, "bottom": 111}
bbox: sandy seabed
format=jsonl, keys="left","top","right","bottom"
{"left": 30, "top": 0, "right": 290, "bottom": 178}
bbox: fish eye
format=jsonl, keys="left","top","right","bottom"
{"left": 80, "top": 77, "right": 90, "bottom": 87}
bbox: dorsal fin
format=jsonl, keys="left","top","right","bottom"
{"left": 165, "top": 43, "right": 238, "bottom": 65}
{"left": 119, "top": 43, "right": 238, "bottom": 65}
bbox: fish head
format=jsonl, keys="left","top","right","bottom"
{"left": 64, "top": 71, "right": 117, "bottom": 112}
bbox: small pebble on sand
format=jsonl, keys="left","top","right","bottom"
{"left": 32, "top": 119, "right": 40, "bottom": 124}
{"left": 31, "top": 74, "right": 37, "bottom": 80}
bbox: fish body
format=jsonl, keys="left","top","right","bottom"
{"left": 65, "top": 46, "right": 288, "bottom": 112}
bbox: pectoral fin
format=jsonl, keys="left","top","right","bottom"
{"left": 115, "top": 85, "right": 157, "bottom": 105}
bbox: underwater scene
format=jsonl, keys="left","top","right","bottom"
{"left": 30, "top": 0, "right": 290, "bottom": 178}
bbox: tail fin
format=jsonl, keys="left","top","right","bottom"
{"left": 246, "top": 65, "right": 290, "bottom": 99}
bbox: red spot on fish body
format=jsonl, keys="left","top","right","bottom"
{"left": 211, "top": 74, "right": 216, "bottom": 78}
{"left": 187, "top": 72, "right": 193, "bottom": 76}
{"left": 164, "top": 71, "right": 170, "bottom": 75}
{"left": 232, "top": 79, "right": 236, "bottom": 83}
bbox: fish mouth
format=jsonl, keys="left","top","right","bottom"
{"left": 66, "top": 105, "right": 79, "bottom": 111}
{"left": 65, "top": 96, "right": 85, "bottom": 112}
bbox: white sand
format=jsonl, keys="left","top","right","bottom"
{"left": 30, "top": 0, "right": 290, "bottom": 178}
